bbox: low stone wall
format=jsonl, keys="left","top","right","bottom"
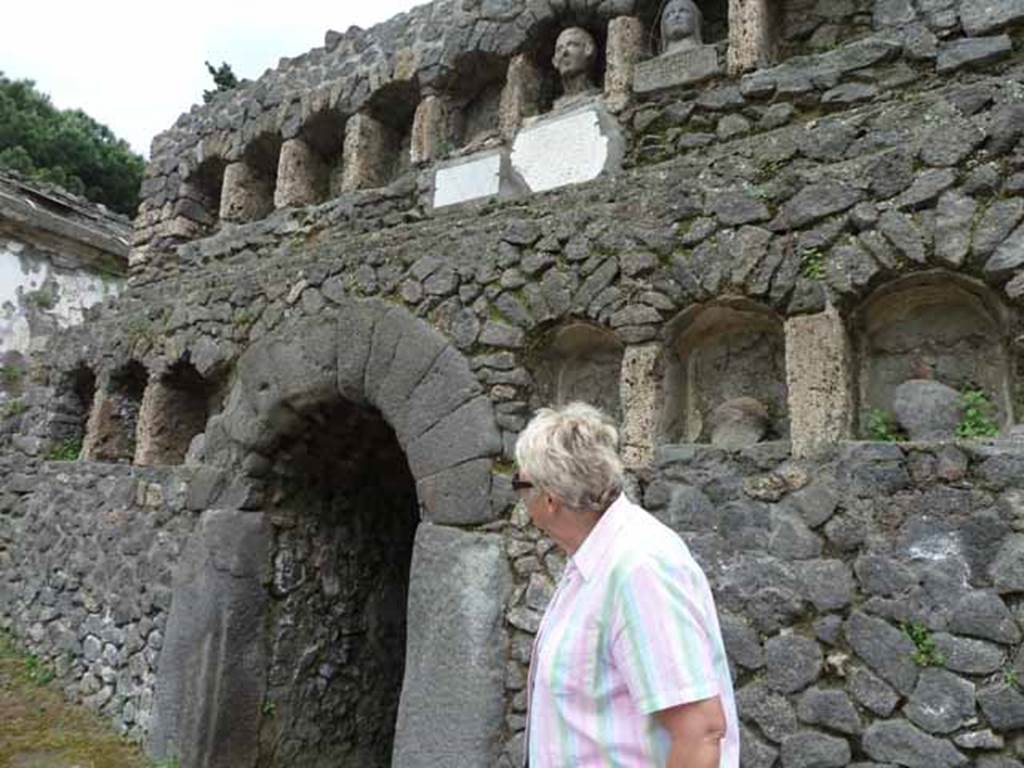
{"left": 0, "top": 456, "right": 195, "bottom": 740}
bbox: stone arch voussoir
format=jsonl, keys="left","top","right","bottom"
{"left": 208, "top": 298, "right": 501, "bottom": 525}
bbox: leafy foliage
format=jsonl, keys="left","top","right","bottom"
{"left": 46, "top": 437, "right": 82, "bottom": 461}
{"left": 866, "top": 408, "right": 904, "bottom": 442}
{"left": 2, "top": 399, "right": 27, "bottom": 419}
{"left": 799, "top": 248, "right": 826, "bottom": 279}
{"left": 956, "top": 387, "right": 1000, "bottom": 439}
{"left": 203, "top": 61, "right": 241, "bottom": 103}
{"left": 903, "top": 621, "right": 945, "bottom": 667}
{"left": 0, "top": 73, "right": 144, "bottom": 216}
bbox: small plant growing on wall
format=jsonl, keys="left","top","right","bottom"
{"left": 2, "top": 399, "right": 28, "bottom": 419}
{"left": 866, "top": 409, "right": 904, "bottom": 442}
{"left": 903, "top": 621, "right": 944, "bottom": 667}
{"left": 956, "top": 387, "right": 999, "bottom": 439}
{"left": 46, "top": 437, "right": 82, "bottom": 461}
{"left": 0, "top": 364, "right": 24, "bottom": 386}
{"left": 799, "top": 248, "right": 826, "bottom": 280}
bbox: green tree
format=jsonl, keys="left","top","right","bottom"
{"left": 203, "top": 61, "right": 240, "bottom": 103}
{"left": 0, "top": 72, "right": 144, "bottom": 216}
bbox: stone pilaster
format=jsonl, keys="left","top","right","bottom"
{"left": 81, "top": 386, "right": 138, "bottom": 462}
{"left": 620, "top": 344, "right": 661, "bottom": 469}
{"left": 219, "top": 161, "right": 274, "bottom": 223}
{"left": 411, "top": 94, "right": 450, "bottom": 166}
{"left": 728, "top": 0, "right": 777, "bottom": 75}
{"left": 604, "top": 16, "right": 644, "bottom": 114}
{"left": 274, "top": 138, "right": 324, "bottom": 209}
{"left": 498, "top": 54, "right": 543, "bottom": 141}
{"left": 340, "top": 112, "right": 397, "bottom": 192}
{"left": 785, "top": 307, "right": 854, "bottom": 458}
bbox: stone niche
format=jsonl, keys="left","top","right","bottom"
{"left": 854, "top": 273, "right": 1015, "bottom": 437}
{"left": 81, "top": 361, "right": 147, "bottom": 462}
{"left": 259, "top": 397, "right": 419, "bottom": 767}
{"left": 342, "top": 81, "right": 419, "bottom": 192}
{"left": 275, "top": 109, "right": 347, "bottom": 208}
{"left": 220, "top": 133, "right": 282, "bottom": 224}
{"left": 181, "top": 157, "right": 227, "bottom": 235}
{"left": 49, "top": 364, "right": 96, "bottom": 450}
{"left": 530, "top": 322, "right": 625, "bottom": 419}
{"left": 134, "top": 361, "right": 220, "bottom": 466}
{"left": 446, "top": 52, "right": 507, "bottom": 153}
{"left": 661, "top": 300, "right": 788, "bottom": 445}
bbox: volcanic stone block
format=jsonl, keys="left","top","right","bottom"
{"left": 619, "top": 344, "right": 660, "bottom": 468}
{"left": 604, "top": 16, "right": 644, "bottom": 113}
{"left": 219, "top": 161, "right": 273, "bottom": 223}
{"left": 728, "top": 0, "right": 777, "bottom": 74}
{"left": 341, "top": 112, "right": 400, "bottom": 192}
{"left": 634, "top": 46, "right": 721, "bottom": 93}
{"left": 862, "top": 720, "right": 967, "bottom": 767}
{"left": 510, "top": 103, "right": 624, "bottom": 194}
{"left": 147, "top": 510, "right": 271, "bottom": 768}
{"left": 845, "top": 611, "right": 919, "bottom": 695}
{"left": 392, "top": 524, "right": 511, "bottom": 768}
{"left": 905, "top": 668, "right": 976, "bottom": 734}
{"left": 498, "top": 54, "right": 543, "bottom": 140}
{"left": 411, "top": 94, "right": 448, "bottom": 166}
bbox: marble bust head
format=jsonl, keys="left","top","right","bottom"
{"left": 552, "top": 26, "right": 598, "bottom": 98}
{"left": 660, "top": 0, "right": 704, "bottom": 55}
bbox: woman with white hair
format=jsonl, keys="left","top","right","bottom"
{"left": 514, "top": 402, "right": 738, "bottom": 767}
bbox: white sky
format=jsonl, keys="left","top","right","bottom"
{"left": 5, "top": 0, "right": 425, "bottom": 158}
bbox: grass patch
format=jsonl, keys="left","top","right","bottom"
{"left": 0, "top": 631, "right": 150, "bottom": 767}
{"left": 46, "top": 438, "right": 82, "bottom": 462}
{"left": 865, "top": 409, "right": 905, "bottom": 442}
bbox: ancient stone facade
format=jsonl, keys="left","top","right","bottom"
{"left": 4, "top": 1, "right": 1024, "bottom": 767}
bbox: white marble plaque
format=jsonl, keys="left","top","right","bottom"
{"left": 633, "top": 45, "right": 721, "bottom": 93}
{"left": 433, "top": 151, "right": 505, "bottom": 208}
{"left": 510, "top": 104, "right": 624, "bottom": 194}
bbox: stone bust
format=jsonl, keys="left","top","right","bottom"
{"left": 660, "top": 0, "right": 704, "bottom": 56}
{"left": 552, "top": 27, "right": 599, "bottom": 102}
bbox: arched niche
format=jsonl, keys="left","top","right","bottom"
{"left": 81, "top": 360, "right": 147, "bottom": 463}
{"left": 46, "top": 363, "right": 96, "bottom": 459}
{"left": 853, "top": 272, "right": 1015, "bottom": 434}
{"left": 221, "top": 133, "right": 281, "bottom": 223}
{"left": 662, "top": 300, "right": 788, "bottom": 443}
{"left": 342, "top": 81, "right": 419, "bottom": 191}
{"left": 275, "top": 109, "right": 347, "bottom": 208}
{"left": 530, "top": 321, "right": 625, "bottom": 419}
{"left": 135, "top": 361, "right": 222, "bottom": 466}
{"left": 182, "top": 157, "right": 227, "bottom": 235}
{"left": 446, "top": 52, "right": 508, "bottom": 151}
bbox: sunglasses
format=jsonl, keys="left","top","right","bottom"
{"left": 512, "top": 472, "right": 534, "bottom": 492}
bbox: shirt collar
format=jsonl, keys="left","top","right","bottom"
{"left": 570, "top": 493, "right": 630, "bottom": 582}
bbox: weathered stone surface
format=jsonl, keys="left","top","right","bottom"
{"left": 985, "top": 222, "right": 1024, "bottom": 281}
{"left": 892, "top": 379, "right": 963, "bottom": 440}
{"left": 148, "top": 510, "right": 271, "bottom": 767}
{"left": 845, "top": 611, "right": 919, "bottom": 695}
{"left": 978, "top": 683, "right": 1024, "bottom": 732}
{"left": 937, "top": 35, "right": 1013, "bottom": 73}
{"left": 932, "top": 633, "right": 1004, "bottom": 675}
{"left": 849, "top": 666, "right": 900, "bottom": 717}
{"left": 796, "top": 687, "right": 862, "bottom": 734}
{"left": 862, "top": 720, "right": 966, "bottom": 767}
{"left": 948, "top": 591, "right": 1021, "bottom": 644}
{"left": 905, "top": 669, "right": 976, "bottom": 734}
{"left": 990, "top": 534, "right": 1024, "bottom": 594}
{"left": 710, "top": 397, "right": 770, "bottom": 450}
{"left": 960, "top": 0, "right": 1024, "bottom": 35}
{"left": 765, "top": 633, "right": 823, "bottom": 693}
{"left": 780, "top": 730, "right": 850, "bottom": 768}
{"left": 737, "top": 681, "right": 800, "bottom": 742}
{"left": 393, "top": 525, "right": 511, "bottom": 768}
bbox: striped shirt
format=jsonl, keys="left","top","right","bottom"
{"left": 526, "top": 494, "right": 739, "bottom": 767}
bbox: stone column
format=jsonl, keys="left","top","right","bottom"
{"left": 785, "top": 307, "right": 854, "bottom": 458}
{"left": 411, "top": 94, "right": 449, "bottom": 166}
{"left": 620, "top": 344, "right": 661, "bottom": 469}
{"left": 604, "top": 16, "right": 644, "bottom": 114}
{"left": 274, "top": 138, "right": 324, "bottom": 209}
{"left": 728, "top": 0, "right": 777, "bottom": 75}
{"left": 498, "top": 54, "right": 543, "bottom": 141}
{"left": 219, "top": 161, "right": 274, "bottom": 223}
{"left": 340, "top": 112, "right": 396, "bottom": 192}
{"left": 81, "top": 386, "right": 138, "bottom": 462}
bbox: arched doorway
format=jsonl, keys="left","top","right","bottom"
{"left": 148, "top": 300, "right": 510, "bottom": 768}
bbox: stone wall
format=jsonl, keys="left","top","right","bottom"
{"left": 3, "top": 0, "right": 1024, "bottom": 766}
{"left": 0, "top": 457, "right": 195, "bottom": 741}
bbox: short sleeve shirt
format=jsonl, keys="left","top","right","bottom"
{"left": 526, "top": 494, "right": 739, "bottom": 767}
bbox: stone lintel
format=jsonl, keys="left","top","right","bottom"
{"left": 605, "top": 16, "right": 645, "bottom": 113}
{"left": 785, "top": 307, "right": 854, "bottom": 458}
{"left": 498, "top": 54, "right": 543, "bottom": 142}
{"left": 274, "top": 137, "right": 324, "bottom": 209}
{"left": 219, "top": 161, "right": 274, "bottom": 223}
{"left": 620, "top": 344, "right": 661, "bottom": 469}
